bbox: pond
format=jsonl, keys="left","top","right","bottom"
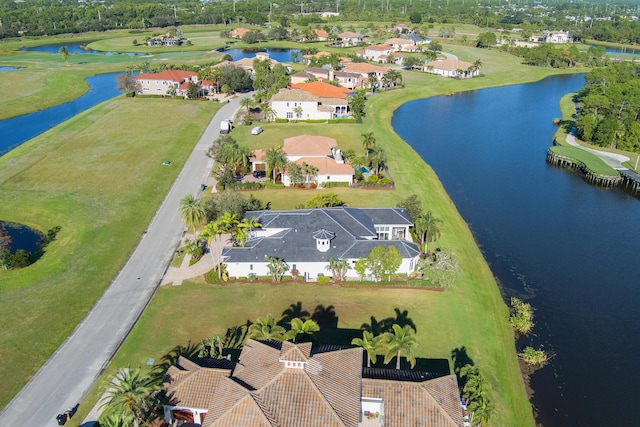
{"left": 0, "top": 221, "right": 44, "bottom": 254}
{"left": 392, "top": 73, "right": 640, "bottom": 426}
{"left": 0, "top": 66, "right": 23, "bottom": 71}
{"left": 222, "top": 48, "right": 300, "bottom": 63}
{"left": 21, "top": 42, "right": 145, "bottom": 56}
{"left": 0, "top": 72, "right": 122, "bottom": 156}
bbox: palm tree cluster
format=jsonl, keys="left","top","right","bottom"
{"left": 351, "top": 323, "right": 418, "bottom": 370}
{"left": 206, "top": 135, "right": 252, "bottom": 188}
{"left": 396, "top": 194, "right": 443, "bottom": 255}
{"left": 459, "top": 364, "right": 494, "bottom": 427}
{"left": 325, "top": 257, "right": 350, "bottom": 281}
{"left": 265, "top": 147, "right": 286, "bottom": 184}
{"left": 361, "top": 132, "right": 387, "bottom": 176}
{"left": 99, "top": 367, "right": 161, "bottom": 427}
{"left": 200, "top": 212, "right": 261, "bottom": 278}
{"left": 247, "top": 314, "right": 320, "bottom": 343}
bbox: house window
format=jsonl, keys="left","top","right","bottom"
{"left": 375, "top": 225, "right": 390, "bottom": 240}
{"left": 250, "top": 265, "right": 253, "bottom": 270}
{"left": 287, "top": 102, "right": 289, "bottom": 107}
{"left": 287, "top": 112, "right": 293, "bottom": 119}
{"left": 326, "top": 176, "right": 330, "bottom": 180}
{"left": 292, "top": 264, "right": 297, "bottom": 270}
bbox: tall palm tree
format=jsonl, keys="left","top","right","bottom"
{"left": 265, "top": 147, "right": 286, "bottom": 183}
{"left": 368, "top": 72, "right": 378, "bottom": 91}
{"left": 326, "top": 257, "right": 350, "bottom": 281}
{"left": 361, "top": 132, "right": 377, "bottom": 159}
{"left": 59, "top": 46, "right": 70, "bottom": 65}
{"left": 261, "top": 105, "right": 276, "bottom": 122}
{"left": 240, "top": 97, "right": 254, "bottom": 122}
{"left": 414, "top": 211, "right": 443, "bottom": 253}
{"left": 473, "top": 59, "right": 483, "bottom": 72}
{"left": 380, "top": 324, "right": 418, "bottom": 369}
{"left": 368, "top": 146, "right": 387, "bottom": 176}
{"left": 234, "top": 217, "right": 261, "bottom": 247}
{"left": 351, "top": 330, "right": 381, "bottom": 368}
{"left": 178, "top": 194, "right": 205, "bottom": 237}
{"left": 285, "top": 318, "right": 320, "bottom": 342}
{"left": 202, "top": 213, "right": 238, "bottom": 278}
{"left": 302, "top": 162, "right": 319, "bottom": 186}
{"left": 100, "top": 368, "right": 160, "bottom": 427}
{"left": 248, "top": 314, "right": 286, "bottom": 341}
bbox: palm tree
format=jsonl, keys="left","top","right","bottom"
{"left": 301, "top": 162, "right": 318, "bottom": 186}
{"left": 368, "top": 72, "right": 378, "bottom": 91}
{"left": 265, "top": 255, "right": 288, "bottom": 282}
{"left": 201, "top": 213, "right": 238, "bottom": 278}
{"left": 351, "top": 330, "right": 381, "bottom": 368}
{"left": 100, "top": 368, "right": 161, "bottom": 427}
{"left": 248, "top": 314, "right": 286, "bottom": 341}
{"left": 461, "top": 364, "right": 494, "bottom": 427}
{"left": 293, "top": 105, "right": 304, "bottom": 121}
{"left": 234, "top": 217, "right": 262, "bottom": 246}
{"left": 59, "top": 46, "right": 70, "bottom": 65}
{"left": 261, "top": 105, "right": 277, "bottom": 122}
{"left": 380, "top": 324, "right": 418, "bottom": 369}
{"left": 361, "top": 132, "right": 377, "bottom": 157}
{"left": 473, "top": 59, "right": 483, "bottom": 72}
{"left": 414, "top": 211, "right": 443, "bottom": 253}
{"left": 326, "top": 257, "right": 350, "bottom": 281}
{"left": 285, "top": 317, "right": 320, "bottom": 342}
{"left": 368, "top": 146, "right": 387, "bottom": 176}
{"left": 240, "top": 97, "right": 254, "bottom": 122}
{"left": 265, "top": 147, "right": 286, "bottom": 184}
{"left": 178, "top": 194, "right": 206, "bottom": 237}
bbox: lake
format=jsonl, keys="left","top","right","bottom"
{"left": 0, "top": 72, "right": 122, "bottom": 156}
{"left": 20, "top": 42, "right": 145, "bottom": 56}
{"left": 392, "top": 73, "right": 640, "bottom": 426}
{"left": 222, "top": 47, "right": 299, "bottom": 63}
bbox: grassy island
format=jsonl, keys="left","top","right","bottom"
{"left": 0, "top": 28, "right": 591, "bottom": 426}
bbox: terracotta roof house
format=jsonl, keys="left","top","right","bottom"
{"left": 423, "top": 58, "right": 479, "bottom": 78}
{"left": 291, "top": 81, "right": 353, "bottom": 99}
{"left": 357, "top": 45, "right": 403, "bottom": 65}
{"left": 315, "top": 29, "right": 330, "bottom": 41}
{"left": 252, "top": 135, "right": 354, "bottom": 187}
{"left": 229, "top": 27, "right": 251, "bottom": 38}
{"left": 222, "top": 207, "right": 421, "bottom": 280}
{"left": 302, "top": 51, "right": 332, "bottom": 64}
{"left": 269, "top": 85, "right": 350, "bottom": 121}
{"left": 343, "top": 63, "right": 391, "bottom": 88}
{"left": 385, "top": 37, "right": 415, "bottom": 51}
{"left": 135, "top": 69, "right": 200, "bottom": 96}
{"left": 163, "top": 340, "right": 464, "bottom": 426}
{"left": 233, "top": 52, "right": 291, "bottom": 74}
{"left": 336, "top": 31, "right": 363, "bottom": 47}
{"left": 290, "top": 67, "right": 331, "bottom": 84}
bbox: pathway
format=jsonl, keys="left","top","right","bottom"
{"left": 0, "top": 94, "right": 248, "bottom": 427}
{"left": 565, "top": 133, "right": 630, "bottom": 170}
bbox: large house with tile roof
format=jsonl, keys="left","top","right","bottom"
{"left": 342, "top": 63, "right": 391, "bottom": 88}
{"left": 269, "top": 83, "right": 351, "bottom": 121}
{"left": 336, "top": 31, "right": 363, "bottom": 47}
{"left": 222, "top": 207, "right": 420, "bottom": 280}
{"left": 135, "top": 69, "right": 214, "bottom": 97}
{"left": 162, "top": 339, "right": 464, "bottom": 426}
{"left": 229, "top": 27, "right": 251, "bottom": 38}
{"left": 251, "top": 135, "right": 354, "bottom": 188}
{"left": 423, "top": 58, "right": 479, "bottom": 78}
{"left": 290, "top": 68, "right": 363, "bottom": 90}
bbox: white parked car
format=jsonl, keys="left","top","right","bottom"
{"left": 251, "top": 126, "right": 263, "bottom": 135}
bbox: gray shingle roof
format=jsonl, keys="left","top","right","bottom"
{"left": 223, "top": 208, "right": 417, "bottom": 264}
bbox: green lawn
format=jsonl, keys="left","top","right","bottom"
{"left": 0, "top": 97, "right": 220, "bottom": 408}
{"left": 1, "top": 36, "right": 590, "bottom": 426}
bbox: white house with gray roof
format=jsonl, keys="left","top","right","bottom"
{"left": 222, "top": 207, "right": 420, "bottom": 280}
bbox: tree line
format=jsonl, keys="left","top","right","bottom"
{"left": 2, "top": 0, "right": 639, "bottom": 46}
{"left": 576, "top": 62, "right": 640, "bottom": 153}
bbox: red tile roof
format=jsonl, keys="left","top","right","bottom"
{"left": 291, "top": 82, "right": 352, "bottom": 99}
{"left": 136, "top": 69, "right": 197, "bottom": 82}
{"left": 283, "top": 134, "right": 337, "bottom": 156}
{"left": 343, "top": 63, "right": 390, "bottom": 74}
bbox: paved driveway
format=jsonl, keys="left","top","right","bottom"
{"left": 0, "top": 94, "right": 247, "bottom": 426}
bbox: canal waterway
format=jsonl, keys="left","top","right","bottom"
{"left": 392, "top": 73, "right": 640, "bottom": 426}
{"left": 0, "top": 72, "right": 121, "bottom": 156}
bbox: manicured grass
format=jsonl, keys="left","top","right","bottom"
{"left": 2, "top": 37, "right": 586, "bottom": 425}
{"left": 549, "top": 145, "right": 619, "bottom": 176}
{"left": 0, "top": 97, "right": 220, "bottom": 409}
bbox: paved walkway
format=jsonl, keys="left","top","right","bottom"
{"left": 0, "top": 94, "right": 249, "bottom": 427}
{"left": 565, "top": 133, "right": 630, "bottom": 170}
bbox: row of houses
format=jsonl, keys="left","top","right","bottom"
{"left": 135, "top": 69, "right": 215, "bottom": 97}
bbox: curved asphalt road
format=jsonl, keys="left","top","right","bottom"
{"left": 0, "top": 95, "right": 246, "bottom": 426}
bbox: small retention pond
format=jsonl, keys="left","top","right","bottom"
{"left": 0, "top": 221, "right": 44, "bottom": 254}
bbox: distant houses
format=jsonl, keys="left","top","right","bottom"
{"left": 146, "top": 32, "right": 184, "bottom": 47}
